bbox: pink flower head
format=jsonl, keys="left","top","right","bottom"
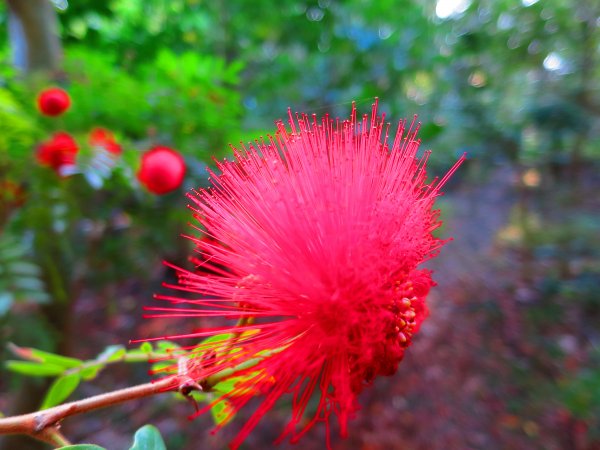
{"left": 149, "top": 101, "right": 464, "bottom": 448}
{"left": 89, "top": 127, "right": 122, "bottom": 155}
{"left": 36, "top": 132, "right": 79, "bottom": 175}
{"left": 37, "top": 87, "right": 71, "bottom": 117}
{"left": 137, "top": 146, "right": 186, "bottom": 195}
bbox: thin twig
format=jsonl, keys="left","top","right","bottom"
{"left": 0, "top": 376, "right": 176, "bottom": 443}
{"left": 41, "top": 426, "right": 72, "bottom": 447}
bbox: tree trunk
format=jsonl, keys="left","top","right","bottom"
{"left": 6, "top": 0, "right": 62, "bottom": 74}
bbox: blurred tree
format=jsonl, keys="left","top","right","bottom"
{"left": 5, "top": 0, "right": 62, "bottom": 73}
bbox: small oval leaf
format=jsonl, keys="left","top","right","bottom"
{"left": 139, "top": 342, "right": 153, "bottom": 354}
{"left": 29, "top": 348, "right": 83, "bottom": 368}
{"left": 155, "top": 340, "right": 181, "bottom": 353}
{"left": 211, "top": 399, "right": 235, "bottom": 427}
{"left": 80, "top": 365, "right": 101, "bottom": 381}
{"left": 41, "top": 373, "right": 81, "bottom": 409}
{"left": 129, "top": 424, "right": 166, "bottom": 450}
{"left": 201, "top": 333, "right": 233, "bottom": 346}
{"left": 97, "top": 345, "right": 126, "bottom": 362}
{"left": 5, "top": 361, "right": 65, "bottom": 377}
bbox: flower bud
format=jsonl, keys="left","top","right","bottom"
{"left": 37, "top": 87, "right": 71, "bottom": 117}
{"left": 36, "top": 132, "right": 79, "bottom": 175}
{"left": 137, "top": 146, "right": 186, "bottom": 195}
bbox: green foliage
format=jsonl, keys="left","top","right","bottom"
{"left": 26, "top": 347, "right": 83, "bottom": 368}
{"left": 41, "top": 373, "right": 81, "bottom": 409}
{"left": 96, "top": 345, "right": 127, "bottom": 363}
{"left": 5, "top": 361, "right": 66, "bottom": 377}
{"left": 5, "top": 341, "right": 180, "bottom": 407}
{"left": 198, "top": 333, "right": 234, "bottom": 347}
{"left": 139, "top": 342, "right": 153, "bottom": 354}
{"left": 0, "top": 234, "right": 49, "bottom": 315}
{"left": 560, "top": 367, "right": 600, "bottom": 420}
{"left": 62, "top": 46, "right": 242, "bottom": 155}
{"left": 210, "top": 398, "right": 235, "bottom": 427}
{"left": 0, "top": 87, "right": 40, "bottom": 165}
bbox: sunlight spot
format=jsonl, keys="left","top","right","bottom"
{"left": 50, "top": 0, "right": 68, "bottom": 10}
{"left": 543, "top": 52, "right": 563, "bottom": 71}
{"left": 378, "top": 25, "right": 393, "bottom": 40}
{"left": 306, "top": 7, "right": 325, "bottom": 22}
{"left": 468, "top": 71, "right": 486, "bottom": 87}
{"left": 436, "top": 0, "right": 471, "bottom": 19}
{"left": 522, "top": 169, "right": 541, "bottom": 188}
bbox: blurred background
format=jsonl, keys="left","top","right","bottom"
{"left": 0, "top": 0, "right": 599, "bottom": 449}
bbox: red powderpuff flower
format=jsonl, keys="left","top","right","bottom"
{"left": 137, "top": 146, "right": 186, "bottom": 195}
{"left": 37, "top": 87, "right": 71, "bottom": 117}
{"left": 147, "top": 101, "right": 465, "bottom": 449}
{"left": 36, "top": 132, "right": 79, "bottom": 175}
{"left": 89, "top": 127, "right": 122, "bottom": 155}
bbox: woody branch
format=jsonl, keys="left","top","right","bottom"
{"left": 0, "top": 376, "right": 176, "bottom": 445}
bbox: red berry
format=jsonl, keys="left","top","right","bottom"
{"left": 37, "top": 87, "right": 71, "bottom": 117}
{"left": 137, "top": 146, "right": 186, "bottom": 195}
{"left": 36, "top": 132, "right": 79, "bottom": 174}
{"left": 89, "top": 127, "right": 122, "bottom": 155}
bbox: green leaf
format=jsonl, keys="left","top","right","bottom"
{"left": 97, "top": 345, "right": 126, "bottom": 362}
{"left": 139, "top": 342, "right": 153, "bottom": 353}
{"left": 5, "top": 361, "right": 66, "bottom": 377}
{"left": 150, "top": 361, "right": 174, "bottom": 374}
{"left": 29, "top": 348, "right": 83, "bottom": 369}
{"left": 193, "top": 333, "right": 234, "bottom": 355}
{"left": 129, "top": 424, "right": 166, "bottom": 450}
{"left": 213, "top": 370, "right": 263, "bottom": 397}
{"left": 57, "top": 445, "right": 106, "bottom": 450}
{"left": 155, "top": 340, "right": 181, "bottom": 352}
{"left": 79, "top": 365, "right": 101, "bottom": 381}
{"left": 201, "top": 333, "right": 233, "bottom": 345}
{"left": 41, "top": 373, "right": 81, "bottom": 409}
{"left": 210, "top": 398, "right": 235, "bottom": 427}
{"left": 212, "top": 378, "right": 237, "bottom": 394}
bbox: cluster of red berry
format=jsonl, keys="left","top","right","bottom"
{"left": 36, "top": 87, "right": 186, "bottom": 194}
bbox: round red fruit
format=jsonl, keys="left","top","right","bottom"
{"left": 37, "top": 87, "right": 71, "bottom": 117}
{"left": 137, "top": 146, "right": 186, "bottom": 195}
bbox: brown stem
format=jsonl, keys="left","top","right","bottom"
{"left": 0, "top": 377, "right": 176, "bottom": 444}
